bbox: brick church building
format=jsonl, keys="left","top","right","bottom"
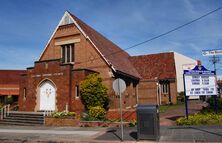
{"left": 18, "top": 11, "right": 141, "bottom": 113}
{"left": 18, "top": 11, "right": 193, "bottom": 114}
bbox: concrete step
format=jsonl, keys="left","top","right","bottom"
{"left": 9, "top": 111, "right": 44, "bottom": 116}
{"left": 1, "top": 118, "right": 44, "bottom": 124}
{"left": 0, "top": 111, "right": 45, "bottom": 126}
{"left": 8, "top": 114, "right": 44, "bottom": 118}
{"left": 9, "top": 111, "right": 44, "bottom": 115}
{"left": 0, "top": 120, "right": 43, "bottom": 126}
{"left": 5, "top": 116, "right": 44, "bottom": 121}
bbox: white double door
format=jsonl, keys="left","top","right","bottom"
{"left": 39, "top": 81, "right": 56, "bottom": 111}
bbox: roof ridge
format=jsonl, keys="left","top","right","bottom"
{"left": 131, "top": 51, "right": 174, "bottom": 58}
{"left": 68, "top": 12, "right": 130, "bottom": 57}
{"left": 68, "top": 11, "right": 141, "bottom": 79}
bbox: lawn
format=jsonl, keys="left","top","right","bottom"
{"left": 159, "top": 102, "right": 184, "bottom": 113}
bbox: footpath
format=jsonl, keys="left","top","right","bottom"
{"left": 0, "top": 125, "right": 222, "bottom": 142}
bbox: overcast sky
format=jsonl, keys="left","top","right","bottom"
{"left": 0, "top": 0, "right": 222, "bottom": 74}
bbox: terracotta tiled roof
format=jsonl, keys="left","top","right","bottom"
{"left": 130, "top": 52, "right": 176, "bottom": 80}
{"left": 0, "top": 70, "right": 26, "bottom": 85}
{"left": 69, "top": 12, "right": 141, "bottom": 79}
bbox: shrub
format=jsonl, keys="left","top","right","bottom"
{"left": 128, "top": 120, "right": 137, "bottom": 127}
{"left": 176, "top": 113, "right": 222, "bottom": 125}
{"left": 51, "top": 112, "right": 76, "bottom": 118}
{"left": 177, "top": 92, "right": 185, "bottom": 103}
{"left": 207, "top": 97, "right": 222, "bottom": 110}
{"left": 88, "top": 106, "right": 106, "bottom": 120}
{"left": 80, "top": 73, "right": 109, "bottom": 110}
{"left": 81, "top": 113, "right": 97, "bottom": 121}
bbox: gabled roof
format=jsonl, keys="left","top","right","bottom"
{"left": 130, "top": 52, "right": 176, "bottom": 80}
{"left": 39, "top": 11, "right": 141, "bottom": 79}
{"left": 0, "top": 70, "right": 26, "bottom": 84}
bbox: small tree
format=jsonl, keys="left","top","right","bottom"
{"left": 80, "top": 73, "right": 109, "bottom": 110}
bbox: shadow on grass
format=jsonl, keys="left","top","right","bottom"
{"left": 166, "top": 115, "right": 183, "bottom": 121}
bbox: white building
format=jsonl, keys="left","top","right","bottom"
{"left": 173, "top": 52, "right": 198, "bottom": 93}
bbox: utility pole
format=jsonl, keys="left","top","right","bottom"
{"left": 209, "top": 55, "right": 220, "bottom": 73}
{"left": 209, "top": 55, "right": 219, "bottom": 113}
{"left": 202, "top": 49, "right": 222, "bottom": 114}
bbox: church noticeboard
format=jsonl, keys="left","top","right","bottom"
{"left": 184, "top": 65, "right": 217, "bottom": 96}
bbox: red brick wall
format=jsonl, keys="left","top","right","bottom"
{"left": 107, "top": 109, "right": 136, "bottom": 121}
{"left": 137, "top": 80, "right": 177, "bottom": 105}
{"left": 19, "top": 59, "right": 102, "bottom": 112}
{"left": 138, "top": 80, "right": 158, "bottom": 104}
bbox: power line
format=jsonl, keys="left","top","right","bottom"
{"left": 124, "top": 6, "right": 222, "bottom": 51}
{"left": 77, "top": 6, "right": 222, "bottom": 65}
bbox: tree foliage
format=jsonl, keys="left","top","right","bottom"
{"left": 80, "top": 73, "right": 109, "bottom": 110}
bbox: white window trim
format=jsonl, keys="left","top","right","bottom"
{"left": 23, "top": 88, "right": 26, "bottom": 101}
{"left": 55, "top": 39, "right": 80, "bottom": 46}
{"left": 75, "top": 85, "right": 80, "bottom": 99}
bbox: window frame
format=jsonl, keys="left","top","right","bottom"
{"left": 23, "top": 88, "right": 26, "bottom": 100}
{"left": 61, "top": 43, "right": 74, "bottom": 64}
{"left": 75, "top": 85, "right": 80, "bottom": 99}
{"left": 161, "top": 82, "right": 169, "bottom": 94}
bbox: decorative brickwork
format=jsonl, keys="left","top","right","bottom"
{"left": 107, "top": 110, "right": 136, "bottom": 121}
{"left": 45, "top": 117, "right": 79, "bottom": 126}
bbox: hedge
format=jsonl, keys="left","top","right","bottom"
{"left": 176, "top": 113, "right": 222, "bottom": 125}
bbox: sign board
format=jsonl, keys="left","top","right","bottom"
{"left": 202, "top": 49, "right": 222, "bottom": 56}
{"left": 113, "top": 78, "right": 126, "bottom": 94}
{"left": 184, "top": 65, "right": 217, "bottom": 96}
{"left": 182, "top": 63, "right": 196, "bottom": 70}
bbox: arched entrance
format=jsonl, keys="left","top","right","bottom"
{"left": 39, "top": 80, "right": 56, "bottom": 111}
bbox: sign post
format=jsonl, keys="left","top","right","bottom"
{"left": 113, "top": 78, "right": 126, "bottom": 141}
{"left": 183, "top": 73, "right": 189, "bottom": 119}
{"left": 183, "top": 65, "right": 217, "bottom": 119}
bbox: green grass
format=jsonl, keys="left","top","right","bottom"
{"left": 159, "top": 102, "right": 184, "bottom": 113}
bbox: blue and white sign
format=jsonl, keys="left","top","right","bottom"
{"left": 184, "top": 65, "right": 217, "bottom": 96}
{"left": 202, "top": 49, "right": 222, "bottom": 56}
